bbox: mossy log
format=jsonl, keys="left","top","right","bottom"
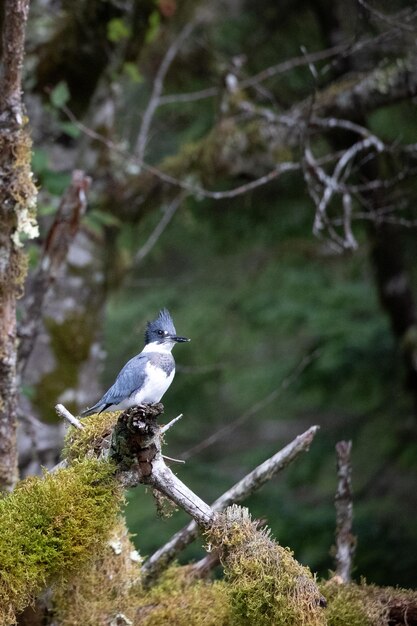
{"left": 0, "top": 404, "right": 416, "bottom": 625}
{"left": 0, "top": 458, "right": 121, "bottom": 625}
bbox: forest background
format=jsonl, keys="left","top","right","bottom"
{"left": 3, "top": 0, "right": 417, "bottom": 592}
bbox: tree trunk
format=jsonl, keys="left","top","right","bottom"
{"left": 0, "top": 0, "right": 37, "bottom": 491}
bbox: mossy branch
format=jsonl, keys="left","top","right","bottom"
{"left": 0, "top": 458, "right": 122, "bottom": 625}
{"left": 109, "top": 404, "right": 214, "bottom": 526}
{"left": 61, "top": 403, "right": 319, "bottom": 586}
{"left": 142, "top": 424, "right": 319, "bottom": 583}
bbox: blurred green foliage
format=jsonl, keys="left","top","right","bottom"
{"left": 100, "top": 183, "right": 417, "bottom": 587}
{"left": 25, "top": 0, "right": 417, "bottom": 594}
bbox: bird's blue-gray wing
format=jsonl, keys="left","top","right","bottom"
{"left": 82, "top": 354, "right": 148, "bottom": 415}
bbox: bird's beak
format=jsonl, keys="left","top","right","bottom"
{"left": 172, "top": 335, "right": 190, "bottom": 343}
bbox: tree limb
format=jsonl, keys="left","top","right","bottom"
{"left": 18, "top": 170, "right": 91, "bottom": 375}
{"left": 141, "top": 424, "right": 319, "bottom": 583}
{"left": 333, "top": 440, "right": 355, "bottom": 583}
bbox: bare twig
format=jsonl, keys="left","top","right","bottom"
{"left": 333, "top": 440, "right": 355, "bottom": 583}
{"left": 160, "top": 413, "right": 183, "bottom": 434}
{"left": 157, "top": 44, "right": 347, "bottom": 106}
{"left": 241, "top": 43, "right": 350, "bottom": 90}
{"left": 62, "top": 104, "right": 300, "bottom": 201}
{"left": 181, "top": 348, "right": 320, "bottom": 460}
{"left": 304, "top": 135, "right": 384, "bottom": 249}
{"left": 185, "top": 550, "right": 221, "bottom": 579}
{"left": 136, "top": 21, "right": 196, "bottom": 162}
{"left": 342, "top": 194, "right": 358, "bottom": 250}
{"left": 141, "top": 425, "right": 319, "bottom": 582}
{"left": 55, "top": 403, "right": 84, "bottom": 430}
{"left": 157, "top": 24, "right": 412, "bottom": 107}
{"left": 110, "top": 405, "right": 213, "bottom": 526}
{"left": 158, "top": 86, "right": 218, "bottom": 106}
{"left": 134, "top": 192, "right": 185, "bottom": 265}
{"left": 161, "top": 454, "right": 185, "bottom": 464}
{"left": 357, "top": 0, "right": 417, "bottom": 32}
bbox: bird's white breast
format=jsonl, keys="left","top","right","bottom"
{"left": 130, "top": 361, "right": 175, "bottom": 405}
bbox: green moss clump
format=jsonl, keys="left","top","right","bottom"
{"left": 0, "top": 458, "right": 121, "bottom": 624}
{"left": 207, "top": 505, "right": 326, "bottom": 626}
{"left": 63, "top": 411, "right": 120, "bottom": 462}
{"left": 322, "top": 579, "right": 417, "bottom": 626}
{"left": 322, "top": 581, "right": 380, "bottom": 626}
{"left": 52, "top": 518, "right": 141, "bottom": 626}
{"left": 135, "top": 566, "right": 231, "bottom": 626}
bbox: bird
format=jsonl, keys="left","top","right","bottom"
{"left": 81, "top": 309, "right": 190, "bottom": 416}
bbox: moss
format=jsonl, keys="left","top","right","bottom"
{"left": 33, "top": 313, "right": 100, "bottom": 422}
{"left": 135, "top": 566, "right": 231, "bottom": 626}
{"left": 322, "top": 581, "right": 380, "bottom": 626}
{"left": 0, "top": 458, "right": 121, "bottom": 625}
{"left": 52, "top": 518, "right": 141, "bottom": 626}
{"left": 4, "top": 126, "right": 38, "bottom": 251}
{"left": 322, "top": 579, "right": 417, "bottom": 626}
{"left": 63, "top": 411, "right": 120, "bottom": 462}
{"left": 207, "top": 505, "right": 326, "bottom": 626}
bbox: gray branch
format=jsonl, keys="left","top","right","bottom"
{"left": 141, "top": 425, "right": 319, "bottom": 583}
{"left": 333, "top": 440, "right": 356, "bottom": 582}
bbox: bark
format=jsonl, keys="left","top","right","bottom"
{"left": 359, "top": 149, "right": 417, "bottom": 410}
{"left": 368, "top": 221, "right": 417, "bottom": 406}
{"left": 17, "top": 226, "right": 107, "bottom": 476}
{"left": 0, "top": 0, "right": 36, "bottom": 491}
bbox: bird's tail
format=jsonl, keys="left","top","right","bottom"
{"left": 80, "top": 404, "right": 100, "bottom": 417}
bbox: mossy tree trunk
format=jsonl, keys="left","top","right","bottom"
{"left": 0, "top": 0, "right": 37, "bottom": 491}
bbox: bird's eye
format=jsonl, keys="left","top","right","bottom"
{"left": 157, "top": 330, "right": 164, "bottom": 336}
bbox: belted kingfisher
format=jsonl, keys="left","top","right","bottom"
{"left": 81, "top": 309, "right": 190, "bottom": 416}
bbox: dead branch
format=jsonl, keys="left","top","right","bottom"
{"left": 135, "top": 21, "right": 196, "bottom": 162}
{"left": 109, "top": 405, "right": 213, "bottom": 527}
{"left": 333, "top": 440, "right": 356, "bottom": 583}
{"left": 134, "top": 192, "right": 186, "bottom": 266}
{"left": 181, "top": 348, "right": 320, "bottom": 460}
{"left": 184, "top": 550, "right": 221, "bottom": 580}
{"left": 55, "top": 403, "right": 84, "bottom": 431}
{"left": 141, "top": 424, "right": 319, "bottom": 583}
{"left": 160, "top": 413, "right": 183, "bottom": 434}
{"left": 18, "top": 170, "right": 91, "bottom": 375}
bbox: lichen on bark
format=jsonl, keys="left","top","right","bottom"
{"left": 0, "top": 0, "right": 38, "bottom": 491}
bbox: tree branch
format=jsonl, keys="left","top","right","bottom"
{"left": 141, "top": 425, "right": 319, "bottom": 583}
{"left": 333, "top": 440, "right": 355, "bottom": 583}
{"left": 109, "top": 404, "right": 213, "bottom": 527}
{"left": 55, "top": 403, "right": 84, "bottom": 431}
{"left": 135, "top": 21, "right": 196, "bottom": 162}
{"left": 18, "top": 170, "right": 91, "bottom": 375}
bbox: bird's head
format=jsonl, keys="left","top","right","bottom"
{"left": 145, "top": 309, "right": 190, "bottom": 348}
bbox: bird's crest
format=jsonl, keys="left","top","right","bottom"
{"left": 145, "top": 308, "right": 176, "bottom": 344}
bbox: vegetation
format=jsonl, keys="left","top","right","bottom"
{"left": 0, "top": 0, "right": 417, "bottom": 622}
{"left": 0, "top": 458, "right": 121, "bottom": 623}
